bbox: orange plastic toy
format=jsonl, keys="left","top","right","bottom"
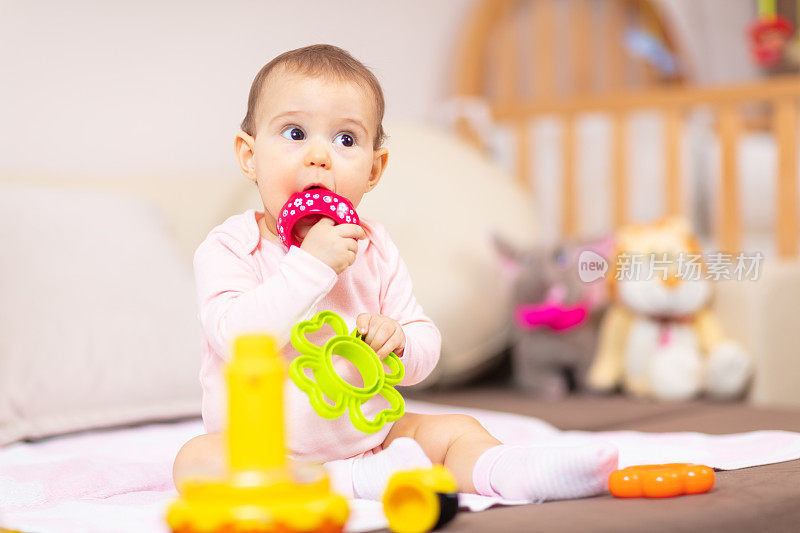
{"left": 608, "top": 464, "right": 715, "bottom": 499}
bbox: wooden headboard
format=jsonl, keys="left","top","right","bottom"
{"left": 452, "top": 0, "right": 800, "bottom": 259}
{"left": 455, "top": 0, "right": 684, "bottom": 103}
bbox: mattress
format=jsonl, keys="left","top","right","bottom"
{"left": 3, "top": 393, "right": 800, "bottom": 533}
{"left": 410, "top": 389, "right": 800, "bottom": 533}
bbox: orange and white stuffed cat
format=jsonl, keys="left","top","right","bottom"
{"left": 587, "top": 218, "right": 752, "bottom": 401}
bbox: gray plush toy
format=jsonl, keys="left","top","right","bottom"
{"left": 494, "top": 236, "right": 608, "bottom": 399}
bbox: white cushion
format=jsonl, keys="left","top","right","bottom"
{"left": 359, "top": 122, "right": 538, "bottom": 384}
{"left": 0, "top": 186, "right": 201, "bottom": 445}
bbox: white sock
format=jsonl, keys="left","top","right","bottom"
{"left": 351, "top": 438, "right": 432, "bottom": 500}
{"left": 323, "top": 438, "right": 432, "bottom": 500}
{"left": 472, "top": 442, "right": 618, "bottom": 501}
{"left": 323, "top": 455, "right": 358, "bottom": 498}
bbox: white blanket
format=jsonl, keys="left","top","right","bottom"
{"left": 3, "top": 400, "right": 800, "bottom": 533}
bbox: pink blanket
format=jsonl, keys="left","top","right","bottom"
{"left": 3, "top": 400, "right": 800, "bottom": 532}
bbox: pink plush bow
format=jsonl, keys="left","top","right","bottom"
{"left": 514, "top": 302, "right": 589, "bottom": 332}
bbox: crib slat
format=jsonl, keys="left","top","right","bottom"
{"left": 612, "top": 112, "right": 628, "bottom": 228}
{"left": 571, "top": 0, "right": 592, "bottom": 94}
{"left": 606, "top": 0, "right": 626, "bottom": 90}
{"left": 664, "top": 106, "right": 682, "bottom": 217}
{"left": 630, "top": 1, "right": 659, "bottom": 88}
{"left": 718, "top": 104, "right": 741, "bottom": 254}
{"left": 532, "top": 0, "right": 556, "bottom": 97}
{"left": 563, "top": 115, "right": 578, "bottom": 237}
{"left": 774, "top": 98, "right": 800, "bottom": 259}
{"left": 498, "top": 0, "right": 520, "bottom": 102}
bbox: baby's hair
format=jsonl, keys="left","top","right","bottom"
{"left": 241, "top": 44, "right": 386, "bottom": 149}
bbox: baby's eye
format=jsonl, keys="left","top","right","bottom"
{"left": 281, "top": 126, "right": 306, "bottom": 141}
{"left": 333, "top": 132, "right": 355, "bottom": 147}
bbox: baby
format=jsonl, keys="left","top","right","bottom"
{"left": 172, "top": 44, "right": 618, "bottom": 501}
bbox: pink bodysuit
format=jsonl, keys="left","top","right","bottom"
{"left": 194, "top": 209, "right": 441, "bottom": 462}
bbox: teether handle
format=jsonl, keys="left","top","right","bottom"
{"left": 277, "top": 191, "right": 360, "bottom": 249}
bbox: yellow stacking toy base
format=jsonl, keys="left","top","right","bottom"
{"left": 166, "top": 335, "right": 349, "bottom": 533}
{"left": 382, "top": 466, "right": 459, "bottom": 533}
{"left": 167, "top": 467, "right": 348, "bottom": 533}
{"left": 290, "top": 310, "right": 405, "bottom": 434}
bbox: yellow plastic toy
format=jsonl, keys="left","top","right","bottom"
{"left": 166, "top": 334, "right": 349, "bottom": 533}
{"left": 289, "top": 310, "right": 405, "bottom": 433}
{"left": 382, "top": 465, "right": 459, "bottom": 533}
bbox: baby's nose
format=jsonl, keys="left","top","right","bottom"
{"left": 304, "top": 141, "right": 332, "bottom": 169}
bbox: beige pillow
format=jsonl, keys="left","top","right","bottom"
{"left": 0, "top": 175, "right": 258, "bottom": 260}
{"left": 0, "top": 186, "right": 202, "bottom": 445}
{"left": 0, "top": 122, "right": 536, "bottom": 420}
{"left": 359, "top": 122, "right": 538, "bottom": 385}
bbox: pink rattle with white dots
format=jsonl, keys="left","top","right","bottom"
{"left": 276, "top": 188, "right": 360, "bottom": 249}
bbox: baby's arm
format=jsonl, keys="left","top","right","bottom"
{"left": 194, "top": 236, "right": 337, "bottom": 358}
{"left": 372, "top": 227, "right": 441, "bottom": 386}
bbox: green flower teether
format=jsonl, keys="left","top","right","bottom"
{"left": 289, "top": 310, "right": 405, "bottom": 433}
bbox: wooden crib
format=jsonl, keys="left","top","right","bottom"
{"left": 452, "top": 0, "right": 800, "bottom": 259}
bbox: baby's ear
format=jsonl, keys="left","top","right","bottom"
{"left": 367, "top": 147, "right": 389, "bottom": 192}
{"left": 234, "top": 131, "right": 257, "bottom": 183}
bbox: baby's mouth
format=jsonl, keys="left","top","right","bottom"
{"left": 302, "top": 184, "right": 331, "bottom": 193}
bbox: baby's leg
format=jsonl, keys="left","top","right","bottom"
{"left": 171, "top": 431, "right": 430, "bottom": 502}
{"left": 172, "top": 432, "right": 224, "bottom": 490}
{"left": 384, "top": 413, "right": 618, "bottom": 501}
{"left": 383, "top": 413, "right": 500, "bottom": 492}
{"left": 328, "top": 438, "right": 433, "bottom": 500}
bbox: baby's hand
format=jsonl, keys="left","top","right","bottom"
{"left": 300, "top": 218, "right": 365, "bottom": 274}
{"left": 356, "top": 313, "right": 406, "bottom": 358}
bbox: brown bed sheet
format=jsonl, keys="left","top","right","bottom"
{"left": 404, "top": 388, "right": 800, "bottom": 533}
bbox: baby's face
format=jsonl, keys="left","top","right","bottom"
{"left": 248, "top": 70, "right": 383, "bottom": 236}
